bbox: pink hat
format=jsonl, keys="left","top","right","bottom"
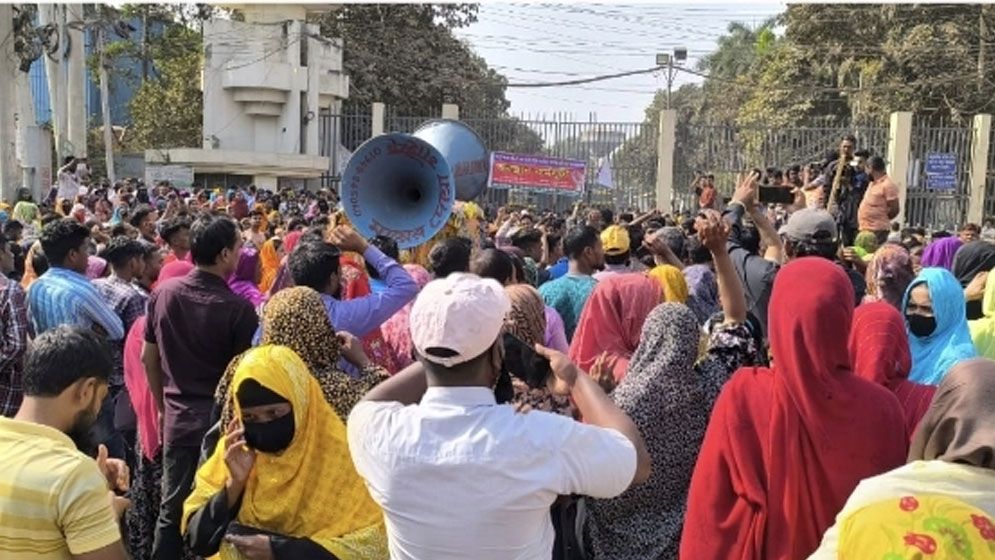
{"left": 410, "top": 273, "right": 510, "bottom": 367}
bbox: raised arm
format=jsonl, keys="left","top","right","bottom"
{"left": 535, "top": 344, "right": 651, "bottom": 486}
{"left": 750, "top": 207, "right": 784, "bottom": 264}
{"left": 700, "top": 219, "right": 747, "bottom": 325}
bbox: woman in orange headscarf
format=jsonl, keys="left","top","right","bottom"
{"left": 257, "top": 238, "right": 282, "bottom": 294}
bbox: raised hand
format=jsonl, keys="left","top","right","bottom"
{"left": 533, "top": 343, "right": 579, "bottom": 397}
{"left": 224, "top": 419, "right": 256, "bottom": 496}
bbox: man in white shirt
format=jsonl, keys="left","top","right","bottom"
{"left": 56, "top": 156, "right": 83, "bottom": 201}
{"left": 348, "top": 273, "right": 651, "bottom": 560}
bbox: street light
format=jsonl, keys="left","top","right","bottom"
{"left": 656, "top": 47, "right": 687, "bottom": 110}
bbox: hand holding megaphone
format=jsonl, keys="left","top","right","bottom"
{"left": 329, "top": 226, "right": 369, "bottom": 255}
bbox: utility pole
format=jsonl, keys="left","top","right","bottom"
{"left": 96, "top": 12, "right": 116, "bottom": 183}
{"left": 0, "top": 4, "right": 19, "bottom": 200}
{"left": 66, "top": 3, "right": 87, "bottom": 158}
{"left": 656, "top": 47, "right": 688, "bottom": 111}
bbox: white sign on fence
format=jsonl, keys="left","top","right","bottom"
{"left": 145, "top": 165, "right": 194, "bottom": 188}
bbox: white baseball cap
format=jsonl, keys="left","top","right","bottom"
{"left": 410, "top": 273, "right": 511, "bottom": 368}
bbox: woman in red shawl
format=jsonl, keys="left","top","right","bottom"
{"left": 679, "top": 257, "right": 907, "bottom": 560}
{"left": 337, "top": 250, "right": 401, "bottom": 374}
{"left": 568, "top": 273, "right": 661, "bottom": 382}
{"left": 849, "top": 302, "right": 936, "bottom": 440}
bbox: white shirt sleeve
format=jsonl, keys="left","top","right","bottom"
{"left": 347, "top": 400, "right": 402, "bottom": 482}
{"left": 554, "top": 422, "right": 637, "bottom": 499}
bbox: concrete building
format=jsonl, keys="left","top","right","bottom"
{"left": 147, "top": 4, "right": 349, "bottom": 190}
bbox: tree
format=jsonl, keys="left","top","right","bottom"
{"left": 313, "top": 4, "right": 511, "bottom": 118}
{"left": 127, "top": 22, "right": 202, "bottom": 150}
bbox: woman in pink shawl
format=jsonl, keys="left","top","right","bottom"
{"left": 380, "top": 264, "right": 431, "bottom": 370}
{"left": 122, "top": 260, "right": 195, "bottom": 560}
{"left": 569, "top": 273, "right": 661, "bottom": 382}
{"left": 920, "top": 236, "right": 962, "bottom": 270}
{"left": 227, "top": 247, "right": 265, "bottom": 308}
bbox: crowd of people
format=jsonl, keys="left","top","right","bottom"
{"left": 0, "top": 134, "right": 994, "bottom": 560}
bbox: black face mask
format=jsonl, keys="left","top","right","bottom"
{"left": 243, "top": 413, "right": 295, "bottom": 454}
{"left": 907, "top": 314, "right": 937, "bottom": 338}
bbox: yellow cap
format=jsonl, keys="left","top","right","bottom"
{"left": 600, "top": 225, "right": 630, "bottom": 255}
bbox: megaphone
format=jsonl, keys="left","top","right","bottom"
{"left": 413, "top": 119, "right": 489, "bottom": 201}
{"left": 340, "top": 120, "right": 490, "bottom": 248}
{"left": 340, "top": 134, "right": 455, "bottom": 249}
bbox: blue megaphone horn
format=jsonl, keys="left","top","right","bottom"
{"left": 340, "top": 133, "right": 456, "bottom": 249}
{"left": 341, "top": 120, "right": 490, "bottom": 248}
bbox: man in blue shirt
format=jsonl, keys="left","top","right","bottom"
{"left": 27, "top": 218, "right": 126, "bottom": 459}
{"left": 27, "top": 219, "right": 124, "bottom": 340}
{"left": 288, "top": 226, "right": 417, "bottom": 341}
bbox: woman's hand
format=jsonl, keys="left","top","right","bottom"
{"left": 589, "top": 352, "right": 617, "bottom": 394}
{"left": 224, "top": 419, "right": 255, "bottom": 506}
{"left": 226, "top": 534, "right": 273, "bottom": 560}
{"left": 337, "top": 331, "right": 372, "bottom": 369}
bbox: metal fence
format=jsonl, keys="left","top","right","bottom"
{"left": 673, "top": 117, "right": 890, "bottom": 213}
{"left": 319, "top": 110, "right": 991, "bottom": 226}
{"left": 318, "top": 112, "right": 657, "bottom": 212}
{"left": 904, "top": 116, "right": 975, "bottom": 230}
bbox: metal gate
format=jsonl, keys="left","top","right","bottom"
{"left": 904, "top": 117, "right": 974, "bottom": 230}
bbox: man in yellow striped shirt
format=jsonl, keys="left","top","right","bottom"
{"left": 0, "top": 326, "right": 129, "bottom": 560}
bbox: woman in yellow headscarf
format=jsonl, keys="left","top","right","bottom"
{"left": 257, "top": 238, "right": 282, "bottom": 294}
{"left": 647, "top": 264, "right": 689, "bottom": 303}
{"left": 182, "top": 346, "right": 387, "bottom": 560}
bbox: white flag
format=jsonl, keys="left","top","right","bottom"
{"left": 596, "top": 157, "right": 614, "bottom": 189}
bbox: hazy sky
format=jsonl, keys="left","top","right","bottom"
{"left": 455, "top": 3, "right": 786, "bottom": 123}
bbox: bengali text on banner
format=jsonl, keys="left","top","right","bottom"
{"left": 487, "top": 152, "right": 587, "bottom": 195}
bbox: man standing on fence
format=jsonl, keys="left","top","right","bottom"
{"left": 858, "top": 156, "right": 900, "bottom": 244}
{"left": 822, "top": 135, "right": 863, "bottom": 246}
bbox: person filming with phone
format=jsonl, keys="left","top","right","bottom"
{"left": 347, "top": 273, "right": 651, "bottom": 560}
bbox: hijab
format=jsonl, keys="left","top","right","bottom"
{"left": 504, "top": 284, "right": 573, "bottom": 416}
{"left": 216, "top": 286, "right": 384, "bottom": 427}
{"left": 586, "top": 303, "right": 730, "bottom": 559}
{"left": 682, "top": 264, "right": 719, "bottom": 325}
{"left": 952, "top": 240, "right": 995, "bottom": 321}
{"left": 850, "top": 302, "right": 936, "bottom": 439}
{"left": 380, "top": 264, "right": 431, "bottom": 370}
{"left": 920, "top": 236, "right": 962, "bottom": 270}
{"left": 646, "top": 264, "right": 689, "bottom": 303}
{"left": 863, "top": 243, "right": 915, "bottom": 309}
{"left": 908, "top": 357, "right": 995, "bottom": 468}
{"left": 680, "top": 257, "right": 907, "bottom": 560}
{"left": 969, "top": 269, "right": 995, "bottom": 360}
{"left": 258, "top": 238, "right": 281, "bottom": 294}
{"left": 903, "top": 268, "right": 977, "bottom": 385}
{"left": 227, "top": 247, "right": 265, "bottom": 308}
{"left": 184, "top": 346, "right": 387, "bottom": 559}
{"left": 568, "top": 274, "right": 661, "bottom": 382}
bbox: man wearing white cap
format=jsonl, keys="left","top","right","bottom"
{"left": 348, "top": 273, "right": 651, "bottom": 560}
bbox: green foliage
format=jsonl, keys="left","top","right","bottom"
{"left": 127, "top": 23, "right": 202, "bottom": 150}
{"left": 313, "top": 4, "right": 510, "bottom": 118}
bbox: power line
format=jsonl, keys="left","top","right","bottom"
{"left": 507, "top": 66, "right": 661, "bottom": 88}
